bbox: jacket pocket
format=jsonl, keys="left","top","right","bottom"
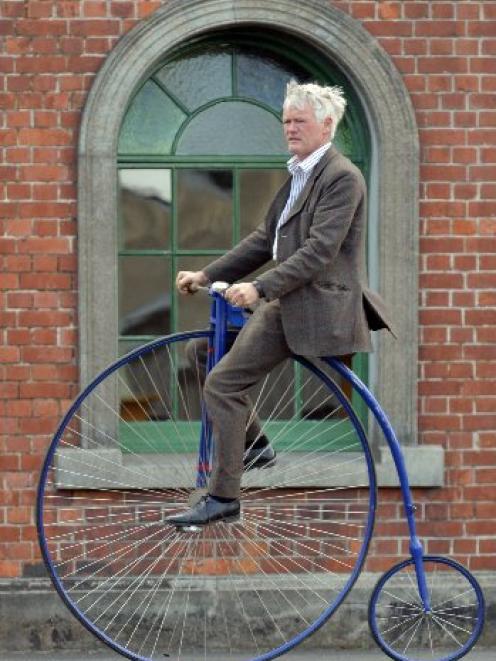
{"left": 316, "top": 281, "right": 350, "bottom": 292}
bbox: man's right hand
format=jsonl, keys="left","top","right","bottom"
{"left": 176, "top": 270, "right": 209, "bottom": 295}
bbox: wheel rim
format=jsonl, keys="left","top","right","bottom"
{"left": 37, "top": 332, "right": 376, "bottom": 660}
{"left": 368, "top": 556, "right": 485, "bottom": 661}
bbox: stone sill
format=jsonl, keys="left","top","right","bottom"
{"left": 55, "top": 445, "right": 444, "bottom": 490}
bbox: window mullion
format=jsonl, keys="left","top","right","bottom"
{"left": 232, "top": 167, "right": 240, "bottom": 246}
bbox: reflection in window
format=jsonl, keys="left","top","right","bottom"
{"left": 155, "top": 50, "right": 232, "bottom": 111}
{"left": 177, "top": 170, "right": 233, "bottom": 250}
{"left": 239, "top": 169, "right": 288, "bottom": 238}
{"left": 237, "top": 49, "right": 308, "bottom": 111}
{"left": 119, "top": 256, "right": 171, "bottom": 336}
{"left": 118, "top": 81, "right": 185, "bottom": 155}
{"left": 176, "top": 102, "right": 287, "bottom": 155}
{"left": 119, "top": 169, "right": 171, "bottom": 250}
{"left": 176, "top": 255, "right": 213, "bottom": 333}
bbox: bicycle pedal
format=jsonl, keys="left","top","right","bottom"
{"left": 176, "top": 524, "right": 202, "bottom": 533}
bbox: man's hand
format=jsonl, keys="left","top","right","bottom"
{"left": 176, "top": 271, "right": 209, "bottom": 295}
{"left": 225, "top": 283, "right": 260, "bottom": 307}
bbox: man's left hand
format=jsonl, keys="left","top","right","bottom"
{"left": 225, "top": 283, "right": 260, "bottom": 307}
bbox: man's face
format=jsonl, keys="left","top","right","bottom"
{"left": 283, "top": 103, "right": 332, "bottom": 159}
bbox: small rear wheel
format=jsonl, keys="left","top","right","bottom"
{"left": 368, "top": 555, "right": 485, "bottom": 661}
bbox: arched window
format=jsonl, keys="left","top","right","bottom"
{"left": 76, "top": 1, "right": 437, "bottom": 487}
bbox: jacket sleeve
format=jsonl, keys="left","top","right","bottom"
{"left": 202, "top": 223, "right": 272, "bottom": 284}
{"left": 255, "top": 171, "right": 365, "bottom": 301}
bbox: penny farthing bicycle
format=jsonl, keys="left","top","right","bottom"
{"left": 37, "top": 284, "right": 485, "bottom": 661}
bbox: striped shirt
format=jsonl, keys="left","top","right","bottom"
{"left": 273, "top": 142, "right": 332, "bottom": 259}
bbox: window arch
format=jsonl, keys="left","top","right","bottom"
{"left": 78, "top": 1, "right": 427, "bottom": 478}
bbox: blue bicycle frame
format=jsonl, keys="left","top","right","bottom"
{"left": 200, "top": 288, "right": 432, "bottom": 613}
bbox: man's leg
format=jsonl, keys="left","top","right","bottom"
{"left": 204, "top": 301, "right": 291, "bottom": 500}
{"left": 185, "top": 336, "right": 268, "bottom": 450}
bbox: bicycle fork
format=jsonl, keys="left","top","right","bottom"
{"left": 329, "top": 358, "right": 432, "bottom": 614}
{"left": 196, "top": 289, "right": 247, "bottom": 489}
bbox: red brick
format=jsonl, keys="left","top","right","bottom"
{"left": 349, "top": 2, "right": 375, "bottom": 20}
{"left": 0, "top": 562, "right": 21, "bottom": 578}
{"left": 401, "top": 39, "right": 426, "bottom": 56}
{"left": 82, "top": 1, "right": 108, "bottom": 18}
{"left": 469, "top": 167, "right": 496, "bottom": 183}
{"left": 468, "top": 21, "right": 496, "bottom": 37}
{"left": 479, "top": 291, "right": 496, "bottom": 306}
{"left": 453, "top": 147, "right": 477, "bottom": 163}
{"left": 56, "top": 2, "right": 82, "bottom": 18}
{"left": 449, "top": 326, "right": 474, "bottom": 343}
{"left": 454, "top": 183, "right": 477, "bottom": 199}
{"left": 481, "top": 40, "right": 496, "bottom": 55}
{"left": 419, "top": 345, "right": 462, "bottom": 361}
{"left": 404, "top": 75, "right": 426, "bottom": 93}
{"left": 17, "top": 310, "right": 72, "bottom": 327}
{"left": 467, "top": 272, "right": 496, "bottom": 288}
{"left": 441, "top": 94, "right": 467, "bottom": 110}
{"left": 449, "top": 399, "right": 472, "bottom": 414}
{"left": 471, "top": 95, "right": 496, "bottom": 114}
{"left": 455, "top": 39, "right": 480, "bottom": 56}
{"left": 452, "top": 291, "right": 475, "bottom": 307}
{"left": 20, "top": 382, "right": 72, "bottom": 399}
{"left": 425, "top": 183, "right": 450, "bottom": 199}
{"left": 20, "top": 273, "right": 72, "bottom": 289}
{"left": 482, "top": 77, "right": 496, "bottom": 93}
{"left": 418, "top": 57, "right": 468, "bottom": 74}
{"left": 480, "top": 539, "right": 496, "bottom": 554}
{"left": 420, "top": 201, "right": 466, "bottom": 218}
{"left": 69, "top": 19, "right": 120, "bottom": 36}
{"left": 454, "top": 75, "right": 479, "bottom": 92}
{"left": 430, "top": 39, "right": 454, "bottom": 56}
{"left": 456, "top": 3, "right": 480, "bottom": 20}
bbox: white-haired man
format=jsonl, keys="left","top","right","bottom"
{"left": 166, "top": 81, "right": 393, "bottom": 527}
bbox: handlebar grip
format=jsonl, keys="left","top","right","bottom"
{"left": 210, "top": 281, "right": 230, "bottom": 294}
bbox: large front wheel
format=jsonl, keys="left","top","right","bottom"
{"left": 368, "top": 555, "right": 485, "bottom": 661}
{"left": 37, "top": 330, "right": 376, "bottom": 660}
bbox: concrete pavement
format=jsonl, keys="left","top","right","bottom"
{"left": 2, "top": 649, "right": 495, "bottom": 660}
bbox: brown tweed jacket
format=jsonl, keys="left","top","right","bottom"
{"left": 203, "top": 146, "right": 394, "bottom": 357}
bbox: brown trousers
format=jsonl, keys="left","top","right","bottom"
{"left": 188, "top": 301, "right": 292, "bottom": 499}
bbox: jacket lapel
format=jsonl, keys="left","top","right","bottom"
{"left": 282, "top": 146, "right": 338, "bottom": 226}
{"left": 266, "top": 176, "right": 291, "bottom": 239}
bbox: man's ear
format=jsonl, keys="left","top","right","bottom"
{"left": 324, "top": 116, "right": 332, "bottom": 136}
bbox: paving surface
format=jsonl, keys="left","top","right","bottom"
{"left": 2, "top": 649, "right": 494, "bottom": 660}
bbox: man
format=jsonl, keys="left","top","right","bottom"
{"left": 166, "top": 81, "right": 393, "bottom": 527}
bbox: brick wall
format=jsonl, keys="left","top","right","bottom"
{"left": 1, "top": 0, "right": 495, "bottom": 580}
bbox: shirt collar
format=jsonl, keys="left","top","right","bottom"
{"left": 287, "top": 142, "right": 332, "bottom": 175}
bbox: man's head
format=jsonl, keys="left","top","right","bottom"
{"left": 282, "top": 81, "right": 347, "bottom": 159}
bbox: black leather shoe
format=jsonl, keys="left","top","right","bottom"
{"left": 243, "top": 442, "right": 276, "bottom": 471}
{"left": 166, "top": 495, "right": 240, "bottom": 527}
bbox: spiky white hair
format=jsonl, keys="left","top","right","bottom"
{"left": 283, "top": 80, "right": 347, "bottom": 139}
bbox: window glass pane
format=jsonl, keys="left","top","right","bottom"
{"left": 175, "top": 256, "right": 213, "bottom": 333}
{"left": 155, "top": 49, "right": 232, "bottom": 112}
{"left": 177, "top": 169, "right": 233, "bottom": 250}
{"left": 176, "top": 102, "right": 287, "bottom": 156}
{"left": 118, "top": 81, "right": 186, "bottom": 155}
{"left": 119, "top": 256, "right": 171, "bottom": 336}
{"left": 237, "top": 49, "right": 309, "bottom": 111}
{"left": 119, "top": 169, "right": 171, "bottom": 250}
{"left": 333, "top": 120, "right": 354, "bottom": 159}
{"left": 239, "top": 169, "right": 288, "bottom": 239}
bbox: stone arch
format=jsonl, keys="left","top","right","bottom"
{"left": 79, "top": 0, "right": 419, "bottom": 448}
